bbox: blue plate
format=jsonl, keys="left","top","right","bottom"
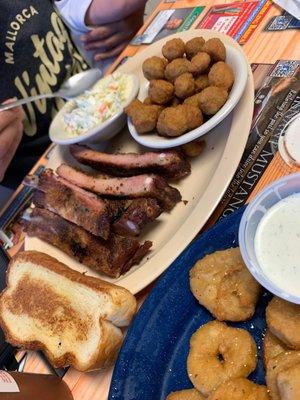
{"left": 109, "top": 207, "right": 271, "bottom": 400}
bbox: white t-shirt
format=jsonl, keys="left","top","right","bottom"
{"left": 55, "top": 0, "right": 93, "bottom": 33}
{"left": 55, "top": 0, "right": 114, "bottom": 71}
{"left": 55, "top": 0, "right": 97, "bottom": 67}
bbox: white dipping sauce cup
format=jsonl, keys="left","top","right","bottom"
{"left": 239, "top": 172, "right": 300, "bottom": 304}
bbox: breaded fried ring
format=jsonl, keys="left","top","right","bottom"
{"left": 277, "top": 362, "right": 300, "bottom": 400}
{"left": 263, "top": 329, "right": 290, "bottom": 367}
{"left": 190, "top": 248, "right": 261, "bottom": 321}
{"left": 187, "top": 320, "right": 257, "bottom": 397}
{"left": 266, "top": 297, "right": 300, "bottom": 349}
{"left": 166, "top": 388, "right": 205, "bottom": 400}
{"left": 266, "top": 351, "right": 300, "bottom": 400}
{"left": 208, "top": 378, "right": 271, "bottom": 400}
{"left": 162, "top": 38, "right": 185, "bottom": 61}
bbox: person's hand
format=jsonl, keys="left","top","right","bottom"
{"left": 0, "top": 99, "right": 24, "bottom": 181}
{"left": 81, "top": 7, "right": 144, "bottom": 61}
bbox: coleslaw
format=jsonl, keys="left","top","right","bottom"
{"left": 63, "top": 72, "right": 133, "bottom": 137}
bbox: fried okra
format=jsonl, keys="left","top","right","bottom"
{"left": 157, "top": 104, "right": 203, "bottom": 137}
{"left": 148, "top": 79, "right": 174, "bottom": 105}
{"left": 198, "top": 86, "right": 228, "bottom": 115}
{"left": 125, "top": 99, "right": 162, "bottom": 134}
{"left": 185, "top": 37, "right": 205, "bottom": 59}
{"left": 208, "top": 61, "right": 234, "bottom": 90}
{"left": 183, "top": 93, "right": 202, "bottom": 108}
{"left": 181, "top": 140, "right": 205, "bottom": 157}
{"left": 164, "top": 58, "right": 191, "bottom": 82}
{"left": 202, "top": 38, "right": 226, "bottom": 62}
{"left": 162, "top": 38, "right": 185, "bottom": 61}
{"left": 142, "top": 56, "right": 167, "bottom": 80}
{"left": 174, "top": 72, "right": 195, "bottom": 99}
{"left": 189, "top": 52, "right": 211, "bottom": 75}
{"left": 195, "top": 74, "right": 209, "bottom": 92}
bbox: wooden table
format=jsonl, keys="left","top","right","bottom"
{"left": 1, "top": 1, "right": 300, "bottom": 399}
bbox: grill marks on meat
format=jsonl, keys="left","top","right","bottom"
{"left": 56, "top": 164, "right": 181, "bottom": 211}
{"left": 112, "top": 198, "right": 162, "bottom": 237}
{"left": 33, "top": 170, "right": 111, "bottom": 239}
{"left": 23, "top": 207, "right": 152, "bottom": 278}
{"left": 70, "top": 144, "right": 191, "bottom": 179}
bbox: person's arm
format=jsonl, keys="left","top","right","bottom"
{"left": 85, "top": 0, "right": 147, "bottom": 25}
{"left": 82, "top": 7, "right": 145, "bottom": 61}
{"left": 55, "top": 0, "right": 146, "bottom": 62}
{"left": 0, "top": 101, "right": 24, "bottom": 181}
{"left": 55, "top": 0, "right": 147, "bottom": 32}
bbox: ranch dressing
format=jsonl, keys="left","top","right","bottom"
{"left": 254, "top": 194, "right": 300, "bottom": 297}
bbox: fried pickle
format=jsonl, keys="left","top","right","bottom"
{"left": 277, "top": 362, "right": 300, "bottom": 400}
{"left": 264, "top": 330, "right": 290, "bottom": 367}
{"left": 266, "top": 352, "right": 300, "bottom": 400}
{"left": 181, "top": 140, "right": 205, "bottom": 157}
{"left": 183, "top": 93, "right": 202, "bottom": 108}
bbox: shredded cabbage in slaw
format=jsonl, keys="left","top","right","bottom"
{"left": 63, "top": 72, "right": 132, "bottom": 137}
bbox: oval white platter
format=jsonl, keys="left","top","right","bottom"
{"left": 25, "top": 29, "right": 254, "bottom": 294}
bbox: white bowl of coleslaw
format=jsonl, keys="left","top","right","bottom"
{"left": 49, "top": 72, "right": 139, "bottom": 144}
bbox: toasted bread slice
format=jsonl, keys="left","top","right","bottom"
{"left": 0, "top": 251, "right": 137, "bottom": 371}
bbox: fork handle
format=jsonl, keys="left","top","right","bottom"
{"left": 0, "top": 93, "right": 55, "bottom": 112}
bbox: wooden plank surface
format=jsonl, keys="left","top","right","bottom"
{"left": 6, "top": 1, "right": 300, "bottom": 399}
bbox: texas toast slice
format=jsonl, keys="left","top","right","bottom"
{"left": 0, "top": 251, "right": 137, "bottom": 371}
